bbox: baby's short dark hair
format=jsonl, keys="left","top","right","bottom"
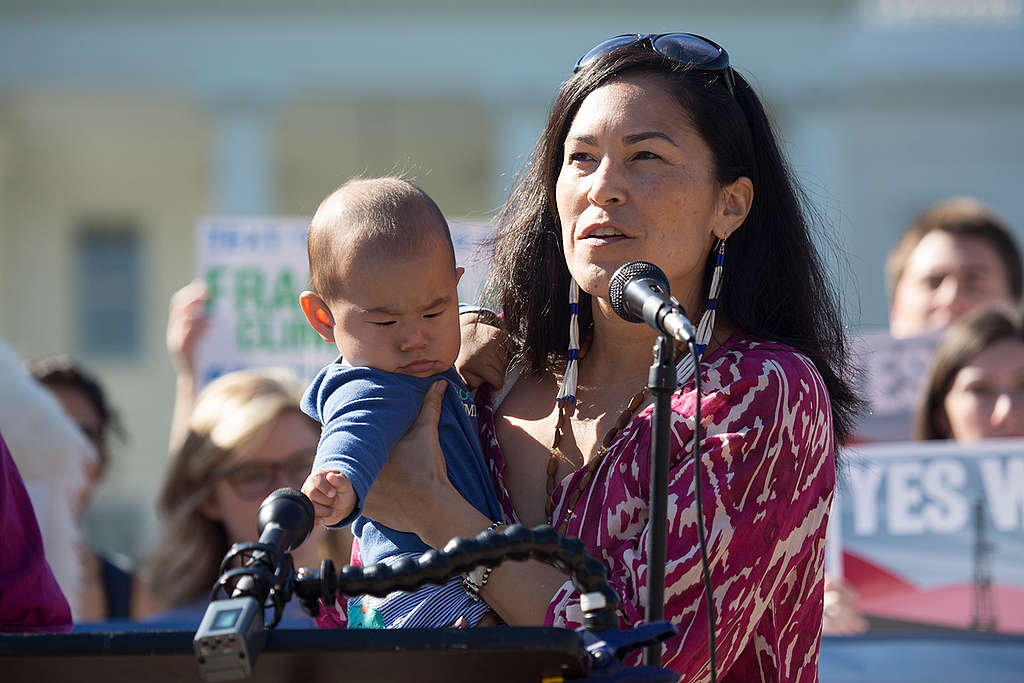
{"left": 307, "top": 176, "right": 454, "bottom": 302}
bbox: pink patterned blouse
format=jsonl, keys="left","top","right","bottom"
{"left": 477, "top": 334, "right": 836, "bottom": 682}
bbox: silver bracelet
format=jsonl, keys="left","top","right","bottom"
{"left": 463, "top": 521, "right": 507, "bottom": 601}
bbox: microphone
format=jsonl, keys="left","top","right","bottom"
{"left": 608, "top": 261, "right": 695, "bottom": 345}
{"left": 194, "top": 488, "right": 315, "bottom": 682}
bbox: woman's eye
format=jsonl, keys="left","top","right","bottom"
{"left": 567, "top": 151, "right": 595, "bottom": 164}
{"left": 964, "top": 383, "right": 993, "bottom": 396}
{"left": 632, "top": 151, "right": 660, "bottom": 161}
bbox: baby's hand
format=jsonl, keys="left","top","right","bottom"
{"left": 301, "top": 470, "right": 357, "bottom": 527}
{"left": 456, "top": 314, "right": 510, "bottom": 391}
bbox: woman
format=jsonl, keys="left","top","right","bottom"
{"left": 917, "top": 307, "right": 1024, "bottom": 441}
{"left": 143, "top": 368, "right": 349, "bottom": 625}
{"left": 27, "top": 355, "right": 138, "bottom": 622}
{"left": 365, "top": 33, "right": 860, "bottom": 679}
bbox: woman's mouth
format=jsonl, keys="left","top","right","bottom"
{"left": 580, "top": 225, "right": 628, "bottom": 244}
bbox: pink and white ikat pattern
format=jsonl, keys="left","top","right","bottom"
{"left": 477, "top": 335, "right": 836, "bottom": 682}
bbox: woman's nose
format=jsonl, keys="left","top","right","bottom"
{"left": 991, "top": 392, "right": 1024, "bottom": 433}
{"left": 587, "top": 158, "right": 626, "bottom": 206}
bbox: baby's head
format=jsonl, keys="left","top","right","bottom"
{"left": 300, "top": 177, "right": 464, "bottom": 377}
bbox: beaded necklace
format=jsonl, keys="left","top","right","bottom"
{"left": 545, "top": 386, "right": 649, "bottom": 535}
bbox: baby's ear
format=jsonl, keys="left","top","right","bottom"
{"left": 455, "top": 266, "right": 465, "bottom": 285}
{"left": 299, "top": 291, "right": 336, "bottom": 342}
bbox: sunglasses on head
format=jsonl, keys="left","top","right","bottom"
{"left": 573, "top": 32, "right": 736, "bottom": 97}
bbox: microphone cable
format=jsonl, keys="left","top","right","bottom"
{"left": 689, "top": 340, "right": 718, "bottom": 683}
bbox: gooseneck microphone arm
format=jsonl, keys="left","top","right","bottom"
{"left": 195, "top": 486, "right": 679, "bottom": 681}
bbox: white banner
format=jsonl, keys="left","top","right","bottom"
{"left": 835, "top": 439, "right": 1024, "bottom": 632}
{"left": 194, "top": 216, "right": 493, "bottom": 386}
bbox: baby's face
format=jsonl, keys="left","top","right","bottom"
{"left": 329, "top": 241, "right": 463, "bottom": 377}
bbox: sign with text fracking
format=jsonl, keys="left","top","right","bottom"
{"left": 835, "top": 439, "right": 1024, "bottom": 632}
{"left": 194, "top": 216, "right": 492, "bottom": 387}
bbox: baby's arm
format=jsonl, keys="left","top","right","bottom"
{"left": 301, "top": 469, "right": 357, "bottom": 527}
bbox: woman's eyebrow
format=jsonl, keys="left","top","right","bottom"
{"left": 623, "top": 131, "right": 678, "bottom": 146}
{"left": 566, "top": 132, "right": 679, "bottom": 147}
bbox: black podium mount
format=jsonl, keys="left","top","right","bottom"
{"left": 1, "top": 627, "right": 588, "bottom": 683}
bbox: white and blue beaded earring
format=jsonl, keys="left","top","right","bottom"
{"left": 553, "top": 238, "right": 728, "bottom": 400}
{"left": 675, "top": 238, "right": 727, "bottom": 386}
{"left": 555, "top": 278, "right": 580, "bottom": 408}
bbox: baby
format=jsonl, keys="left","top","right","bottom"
{"left": 298, "top": 177, "right": 504, "bottom": 629}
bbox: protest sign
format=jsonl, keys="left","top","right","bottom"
{"left": 850, "top": 331, "right": 940, "bottom": 443}
{"left": 194, "top": 216, "right": 493, "bottom": 387}
{"left": 835, "top": 439, "right": 1024, "bottom": 632}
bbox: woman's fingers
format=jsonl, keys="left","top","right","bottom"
{"left": 456, "top": 323, "right": 510, "bottom": 391}
{"left": 419, "top": 379, "right": 446, "bottom": 425}
{"left": 361, "top": 380, "right": 448, "bottom": 528}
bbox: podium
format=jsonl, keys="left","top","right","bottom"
{"left": 0, "top": 627, "right": 588, "bottom": 683}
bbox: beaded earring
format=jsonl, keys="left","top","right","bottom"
{"left": 553, "top": 239, "right": 727, "bottom": 400}
{"left": 674, "top": 238, "right": 727, "bottom": 386}
{"left": 555, "top": 278, "right": 580, "bottom": 407}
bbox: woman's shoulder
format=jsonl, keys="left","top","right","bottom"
{"left": 710, "top": 333, "right": 827, "bottom": 391}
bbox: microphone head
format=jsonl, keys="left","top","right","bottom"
{"left": 257, "top": 487, "right": 315, "bottom": 552}
{"left": 609, "top": 261, "right": 670, "bottom": 323}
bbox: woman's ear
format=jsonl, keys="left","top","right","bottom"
{"left": 299, "top": 291, "right": 336, "bottom": 342}
{"left": 714, "top": 176, "right": 754, "bottom": 240}
{"left": 198, "top": 491, "right": 222, "bottom": 522}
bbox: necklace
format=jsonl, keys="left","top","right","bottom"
{"left": 545, "top": 386, "right": 649, "bottom": 535}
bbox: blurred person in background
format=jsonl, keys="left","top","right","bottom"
{"left": 142, "top": 368, "right": 349, "bottom": 626}
{"left": 27, "top": 354, "right": 144, "bottom": 622}
{"left": 887, "top": 197, "right": 1021, "bottom": 339}
{"left": 917, "top": 307, "right": 1024, "bottom": 442}
{"left": 0, "top": 340, "right": 95, "bottom": 623}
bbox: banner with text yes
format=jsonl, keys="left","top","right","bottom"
{"left": 834, "top": 439, "right": 1024, "bottom": 633}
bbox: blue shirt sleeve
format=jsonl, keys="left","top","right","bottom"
{"left": 302, "top": 365, "right": 424, "bottom": 526}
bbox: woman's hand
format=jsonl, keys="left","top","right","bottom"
{"left": 456, "top": 314, "right": 510, "bottom": 392}
{"left": 364, "top": 378, "right": 565, "bottom": 625}
{"left": 362, "top": 380, "right": 468, "bottom": 540}
{"left": 167, "top": 279, "right": 209, "bottom": 378}
{"left": 166, "top": 280, "right": 209, "bottom": 452}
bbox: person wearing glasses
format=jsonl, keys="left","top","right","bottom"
{"left": 142, "top": 369, "right": 348, "bottom": 625}
{"left": 355, "top": 33, "right": 860, "bottom": 679}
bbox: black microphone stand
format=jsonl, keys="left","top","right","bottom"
{"left": 643, "top": 332, "right": 677, "bottom": 668}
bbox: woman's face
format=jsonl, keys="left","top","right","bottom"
{"left": 201, "top": 410, "right": 320, "bottom": 550}
{"left": 50, "top": 385, "right": 105, "bottom": 514}
{"left": 555, "top": 72, "right": 747, "bottom": 314}
{"left": 942, "top": 337, "right": 1024, "bottom": 441}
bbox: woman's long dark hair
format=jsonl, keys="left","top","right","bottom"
{"left": 482, "top": 46, "right": 861, "bottom": 447}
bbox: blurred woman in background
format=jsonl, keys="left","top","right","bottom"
{"left": 143, "top": 368, "right": 349, "bottom": 625}
{"left": 917, "top": 306, "right": 1024, "bottom": 442}
{"left": 28, "top": 355, "right": 141, "bottom": 622}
